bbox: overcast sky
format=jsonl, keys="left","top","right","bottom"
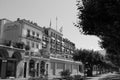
{"left": 0, "top": 0, "right": 102, "bottom": 50}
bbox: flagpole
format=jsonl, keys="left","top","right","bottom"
{"left": 56, "top": 17, "right": 58, "bottom": 31}
{"left": 49, "top": 19, "right": 52, "bottom": 28}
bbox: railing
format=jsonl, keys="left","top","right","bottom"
{"left": 2, "top": 39, "right": 27, "bottom": 50}
{"left": 50, "top": 54, "right": 73, "bottom": 60}
{"left": 25, "top": 51, "right": 41, "bottom": 57}
{"left": 25, "top": 51, "right": 50, "bottom": 58}
{"left": 26, "top": 34, "right": 41, "bottom": 42}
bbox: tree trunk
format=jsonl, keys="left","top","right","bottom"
{"left": 87, "top": 67, "right": 93, "bottom": 77}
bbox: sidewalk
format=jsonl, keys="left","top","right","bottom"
{"left": 85, "top": 72, "right": 116, "bottom": 80}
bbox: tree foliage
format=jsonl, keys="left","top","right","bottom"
{"left": 73, "top": 49, "right": 103, "bottom": 65}
{"left": 77, "top": 0, "right": 120, "bottom": 67}
{"left": 73, "top": 49, "right": 104, "bottom": 76}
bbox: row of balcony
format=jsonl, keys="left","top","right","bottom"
{"left": 3, "top": 40, "right": 31, "bottom": 51}
{"left": 51, "top": 40, "right": 75, "bottom": 50}
{"left": 25, "top": 51, "right": 49, "bottom": 58}
{"left": 26, "top": 34, "right": 75, "bottom": 51}
{"left": 50, "top": 54, "right": 73, "bottom": 60}
{"left": 24, "top": 48, "right": 73, "bottom": 60}
{"left": 2, "top": 38, "right": 73, "bottom": 60}
{"left": 26, "top": 34, "right": 42, "bottom": 42}
{"left": 50, "top": 46, "right": 74, "bottom": 53}
{"left": 42, "top": 36, "right": 49, "bottom": 42}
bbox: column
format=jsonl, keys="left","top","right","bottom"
{"left": 64, "top": 63, "right": 66, "bottom": 70}
{"left": 47, "top": 62, "right": 50, "bottom": 78}
{"left": 45, "top": 61, "right": 49, "bottom": 75}
{"left": 44, "top": 62, "right": 47, "bottom": 75}
{"left": 35, "top": 62, "right": 37, "bottom": 77}
{"left": 26, "top": 61, "right": 29, "bottom": 78}
{"left": 54, "top": 62, "right": 57, "bottom": 75}
{"left": 36, "top": 62, "right": 39, "bottom": 77}
{"left": 77, "top": 65, "right": 79, "bottom": 74}
{"left": 1, "top": 60, "right": 7, "bottom": 79}
{"left": 23, "top": 62, "right": 27, "bottom": 78}
{"left": 39, "top": 61, "right": 41, "bottom": 76}
{"left": 71, "top": 64, "right": 73, "bottom": 74}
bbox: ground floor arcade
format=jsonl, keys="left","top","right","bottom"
{"left": 20, "top": 57, "right": 83, "bottom": 79}
{"left": 0, "top": 46, "right": 83, "bottom": 79}
{"left": 0, "top": 46, "right": 24, "bottom": 79}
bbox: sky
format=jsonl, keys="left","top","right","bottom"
{"left": 0, "top": 0, "right": 102, "bottom": 50}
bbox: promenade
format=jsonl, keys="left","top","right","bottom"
{"left": 86, "top": 72, "right": 117, "bottom": 80}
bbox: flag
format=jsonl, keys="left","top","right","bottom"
{"left": 59, "top": 26, "right": 63, "bottom": 33}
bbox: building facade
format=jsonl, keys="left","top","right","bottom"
{"left": 0, "top": 18, "right": 83, "bottom": 79}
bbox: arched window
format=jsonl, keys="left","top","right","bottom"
{"left": 29, "top": 59, "right": 35, "bottom": 77}
{"left": 40, "top": 61, "right": 45, "bottom": 75}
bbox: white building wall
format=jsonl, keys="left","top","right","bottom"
{"left": 48, "top": 58, "right": 83, "bottom": 79}
{"left": 3, "top": 22, "right": 21, "bottom": 42}
{"left": 0, "top": 19, "right": 12, "bottom": 43}
{"left": 21, "top": 23, "right": 43, "bottom": 51}
{"left": 22, "top": 24, "right": 42, "bottom": 40}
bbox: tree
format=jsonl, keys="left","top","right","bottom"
{"left": 77, "top": 0, "right": 120, "bottom": 67}
{"left": 73, "top": 49, "right": 103, "bottom": 76}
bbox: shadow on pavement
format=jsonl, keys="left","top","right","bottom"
{"left": 98, "top": 73, "right": 120, "bottom": 80}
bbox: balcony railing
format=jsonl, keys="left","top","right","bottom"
{"left": 26, "top": 34, "right": 41, "bottom": 42}
{"left": 25, "top": 51, "right": 50, "bottom": 58}
{"left": 50, "top": 53, "right": 73, "bottom": 60}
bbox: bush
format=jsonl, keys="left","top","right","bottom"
{"left": 60, "top": 70, "right": 73, "bottom": 80}
{"left": 74, "top": 75, "right": 83, "bottom": 80}
{"left": 65, "top": 76, "right": 74, "bottom": 80}
{"left": 60, "top": 70, "right": 71, "bottom": 78}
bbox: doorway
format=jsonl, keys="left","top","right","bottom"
{"left": 6, "top": 51, "right": 21, "bottom": 78}
{"left": 6, "top": 60, "right": 17, "bottom": 77}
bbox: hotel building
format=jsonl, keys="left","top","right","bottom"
{"left": 0, "top": 18, "right": 83, "bottom": 79}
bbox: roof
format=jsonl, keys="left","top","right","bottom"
{"left": 47, "top": 27, "right": 63, "bottom": 36}
{"left": 16, "top": 18, "right": 43, "bottom": 31}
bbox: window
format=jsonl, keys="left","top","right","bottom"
{"left": 54, "top": 33, "right": 55, "bottom": 37}
{"left": 27, "top": 41, "right": 30, "bottom": 46}
{"left": 57, "top": 63, "right": 64, "bottom": 69}
{"left": 27, "top": 29, "right": 30, "bottom": 33}
{"left": 79, "top": 65, "right": 83, "bottom": 72}
{"left": 51, "top": 32, "right": 52, "bottom": 36}
{"left": 32, "top": 42, "right": 34, "bottom": 48}
{"left": 66, "top": 64, "right": 72, "bottom": 72}
{"left": 51, "top": 62, "right": 55, "bottom": 75}
{"left": 36, "top": 43, "right": 39, "bottom": 48}
{"left": 37, "top": 33, "right": 39, "bottom": 37}
{"left": 56, "top": 35, "right": 57, "bottom": 38}
{"left": 6, "top": 61, "right": 16, "bottom": 77}
{"left": 27, "top": 29, "right": 30, "bottom": 36}
{"left": 32, "top": 31, "right": 35, "bottom": 36}
{"left": 36, "top": 63, "right": 39, "bottom": 76}
{"left": 74, "top": 65, "right": 78, "bottom": 70}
